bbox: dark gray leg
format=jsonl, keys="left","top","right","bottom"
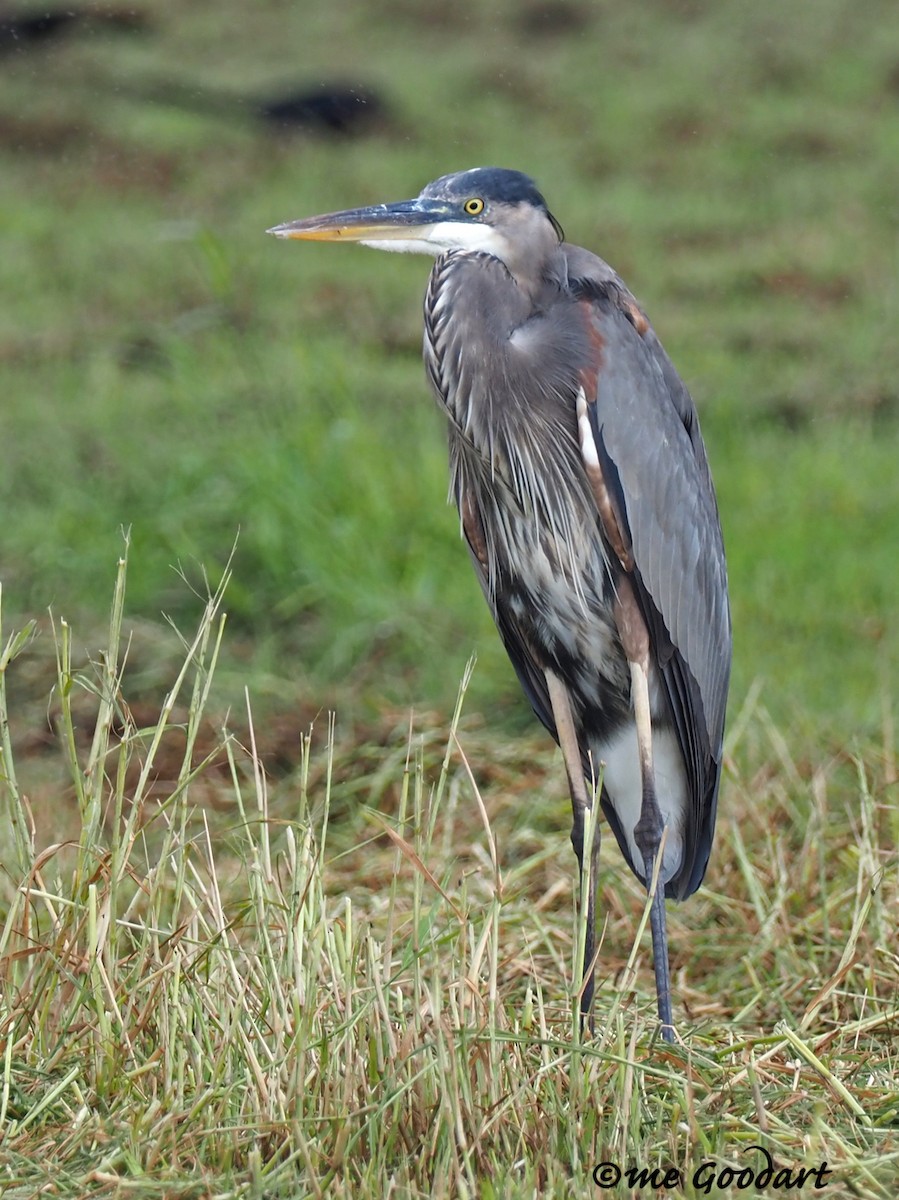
{"left": 569, "top": 793, "right": 600, "bottom": 1024}
{"left": 629, "top": 660, "right": 675, "bottom": 1043}
{"left": 545, "top": 669, "right": 599, "bottom": 1030}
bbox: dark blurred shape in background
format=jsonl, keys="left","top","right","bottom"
{"left": 0, "top": 6, "right": 386, "bottom": 137}
{"left": 260, "top": 83, "right": 388, "bottom": 135}
{"left": 514, "top": 1, "right": 590, "bottom": 38}
{"left": 124, "top": 78, "right": 389, "bottom": 137}
{"left": 0, "top": 6, "right": 148, "bottom": 55}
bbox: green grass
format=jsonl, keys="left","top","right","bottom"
{"left": 1, "top": 563, "right": 897, "bottom": 1197}
{"left": 1, "top": 0, "right": 898, "bottom": 733}
{"left": 2, "top": 0, "right": 899, "bottom": 1193}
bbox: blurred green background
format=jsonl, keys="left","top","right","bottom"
{"left": 1, "top": 0, "right": 897, "bottom": 743}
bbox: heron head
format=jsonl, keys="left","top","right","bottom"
{"left": 268, "top": 168, "right": 565, "bottom": 279}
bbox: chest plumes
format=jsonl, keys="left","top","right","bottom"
{"left": 423, "top": 249, "right": 604, "bottom": 599}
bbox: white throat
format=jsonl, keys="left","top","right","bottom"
{"left": 361, "top": 221, "right": 510, "bottom": 260}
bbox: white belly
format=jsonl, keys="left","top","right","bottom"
{"left": 596, "top": 722, "right": 687, "bottom": 886}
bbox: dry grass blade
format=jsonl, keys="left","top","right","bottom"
{"left": 0, "top": 559, "right": 896, "bottom": 1198}
{"left": 377, "top": 820, "right": 465, "bottom": 923}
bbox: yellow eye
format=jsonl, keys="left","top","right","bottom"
{"left": 463, "top": 197, "right": 484, "bottom": 216}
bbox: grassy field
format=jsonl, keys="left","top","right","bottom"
{"left": 1, "top": 563, "right": 897, "bottom": 1197}
{"left": 1, "top": 0, "right": 898, "bottom": 1194}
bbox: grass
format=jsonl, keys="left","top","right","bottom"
{"left": 1, "top": 0, "right": 898, "bottom": 733}
{"left": 2, "top": 0, "right": 899, "bottom": 1193}
{"left": 1, "top": 559, "right": 897, "bottom": 1197}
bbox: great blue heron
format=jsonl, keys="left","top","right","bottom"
{"left": 269, "top": 167, "right": 731, "bottom": 1043}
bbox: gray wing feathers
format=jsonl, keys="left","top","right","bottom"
{"left": 567, "top": 247, "right": 731, "bottom": 758}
